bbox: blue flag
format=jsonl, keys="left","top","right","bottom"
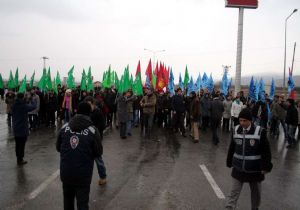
{"left": 248, "top": 76, "right": 256, "bottom": 101}
{"left": 221, "top": 70, "right": 229, "bottom": 96}
{"left": 258, "top": 78, "right": 265, "bottom": 102}
{"left": 195, "top": 73, "right": 202, "bottom": 92}
{"left": 287, "top": 72, "right": 295, "bottom": 96}
{"left": 179, "top": 73, "right": 184, "bottom": 90}
{"left": 145, "top": 74, "right": 151, "bottom": 89}
{"left": 207, "top": 74, "right": 214, "bottom": 93}
{"left": 269, "top": 78, "right": 275, "bottom": 100}
{"left": 168, "top": 69, "right": 175, "bottom": 96}
{"left": 202, "top": 72, "right": 208, "bottom": 89}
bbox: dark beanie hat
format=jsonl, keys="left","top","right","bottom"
{"left": 238, "top": 108, "right": 252, "bottom": 121}
{"left": 77, "top": 102, "right": 91, "bottom": 116}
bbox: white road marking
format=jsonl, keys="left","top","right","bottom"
{"left": 199, "top": 164, "right": 225, "bottom": 199}
{"left": 28, "top": 170, "right": 60, "bottom": 200}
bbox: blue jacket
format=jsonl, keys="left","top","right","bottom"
{"left": 12, "top": 98, "right": 36, "bottom": 137}
{"left": 171, "top": 95, "right": 185, "bottom": 113}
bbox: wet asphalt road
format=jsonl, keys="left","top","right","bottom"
{"left": 0, "top": 111, "right": 300, "bottom": 209}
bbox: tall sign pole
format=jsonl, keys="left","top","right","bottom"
{"left": 225, "top": 0, "right": 258, "bottom": 96}
{"left": 235, "top": 7, "right": 244, "bottom": 96}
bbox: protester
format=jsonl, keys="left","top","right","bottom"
{"left": 140, "top": 87, "right": 157, "bottom": 139}
{"left": 226, "top": 108, "right": 273, "bottom": 210}
{"left": 171, "top": 88, "right": 186, "bottom": 137}
{"left": 285, "top": 98, "right": 298, "bottom": 148}
{"left": 210, "top": 91, "right": 224, "bottom": 145}
{"left": 189, "top": 91, "right": 200, "bottom": 143}
{"left": 62, "top": 89, "right": 73, "bottom": 123}
{"left": 56, "top": 102, "right": 102, "bottom": 210}
{"left": 223, "top": 95, "right": 232, "bottom": 132}
{"left": 11, "top": 92, "right": 36, "bottom": 165}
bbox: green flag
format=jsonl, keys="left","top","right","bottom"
{"left": 151, "top": 71, "right": 156, "bottom": 89}
{"left": 133, "top": 73, "right": 143, "bottom": 96}
{"left": 184, "top": 65, "right": 189, "bottom": 87}
{"left": 0, "top": 74, "right": 4, "bottom": 89}
{"left": 123, "top": 65, "right": 130, "bottom": 92}
{"left": 38, "top": 68, "right": 47, "bottom": 91}
{"left": 80, "top": 69, "right": 87, "bottom": 91}
{"left": 114, "top": 72, "right": 119, "bottom": 90}
{"left": 46, "top": 67, "right": 52, "bottom": 90}
{"left": 14, "top": 68, "right": 19, "bottom": 88}
{"left": 87, "top": 67, "right": 93, "bottom": 91}
{"left": 56, "top": 71, "right": 61, "bottom": 86}
{"left": 8, "top": 70, "right": 15, "bottom": 89}
{"left": 30, "top": 71, "right": 35, "bottom": 88}
{"left": 53, "top": 77, "right": 58, "bottom": 94}
{"left": 67, "top": 66, "right": 75, "bottom": 89}
{"left": 18, "top": 75, "right": 27, "bottom": 93}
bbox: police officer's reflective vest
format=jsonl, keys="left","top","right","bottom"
{"left": 232, "top": 125, "right": 262, "bottom": 173}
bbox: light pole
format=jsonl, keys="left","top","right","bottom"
{"left": 41, "top": 56, "right": 49, "bottom": 70}
{"left": 144, "top": 48, "right": 165, "bottom": 69}
{"left": 283, "top": 9, "right": 297, "bottom": 91}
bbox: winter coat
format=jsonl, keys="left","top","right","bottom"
{"left": 56, "top": 114, "right": 102, "bottom": 186}
{"left": 172, "top": 94, "right": 185, "bottom": 113}
{"left": 126, "top": 95, "right": 137, "bottom": 120}
{"left": 90, "top": 108, "right": 105, "bottom": 138}
{"left": 273, "top": 102, "right": 287, "bottom": 121}
{"left": 28, "top": 94, "right": 40, "bottom": 115}
{"left": 5, "top": 92, "right": 15, "bottom": 114}
{"left": 210, "top": 97, "right": 224, "bottom": 122}
{"left": 141, "top": 94, "right": 157, "bottom": 115}
{"left": 117, "top": 95, "right": 128, "bottom": 123}
{"left": 223, "top": 99, "right": 232, "bottom": 119}
{"left": 200, "top": 96, "right": 211, "bottom": 117}
{"left": 226, "top": 123, "right": 273, "bottom": 182}
{"left": 12, "top": 98, "right": 36, "bottom": 137}
{"left": 190, "top": 97, "right": 200, "bottom": 122}
{"left": 286, "top": 105, "right": 298, "bottom": 126}
{"left": 46, "top": 95, "right": 58, "bottom": 112}
{"left": 231, "top": 99, "right": 243, "bottom": 118}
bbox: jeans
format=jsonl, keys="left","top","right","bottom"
{"left": 95, "top": 157, "right": 106, "bottom": 179}
{"left": 143, "top": 113, "right": 154, "bottom": 138}
{"left": 65, "top": 109, "right": 71, "bottom": 123}
{"left": 287, "top": 124, "right": 297, "bottom": 145}
{"left": 28, "top": 114, "right": 38, "bottom": 129}
{"left": 63, "top": 183, "right": 90, "bottom": 210}
{"left": 15, "top": 136, "right": 27, "bottom": 162}
{"left": 279, "top": 119, "right": 288, "bottom": 139}
{"left": 133, "top": 109, "right": 139, "bottom": 126}
{"left": 126, "top": 119, "right": 132, "bottom": 135}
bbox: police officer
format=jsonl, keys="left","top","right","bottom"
{"left": 225, "top": 108, "right": 273, "bottom": 210}
{"left": 56, "top": 102, "right": 102, "bottom": 210}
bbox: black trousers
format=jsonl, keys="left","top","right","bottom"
{"left": 120, "top": 122, "right": 127, "bottom": 138}
{"left": 63, "top": 183, "right": 90, "bottom": 210}
{"left": 46, "top": 110, "right": 56, "bottom": 126}
{"left": 222, "top": 118, "right": 230, "bottom": 132}
{"left": 173, "top": 112, "right": 185, "bottom": 134}
{"left": 211, "top": 119, "right": 220, "bottom": 144}
{"left": 15, "top": 136, "right": 27, "bottom": 162}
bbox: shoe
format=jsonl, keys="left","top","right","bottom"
{"left": 17, "top": 160, "right": 28, "bottom": 165}
{"left": 193, "top": 140, "right": 199, "bottom": 143}
{"left": 121, "top": 136, "right": 127, "bottom": 139}
{"left": 98, "top": 178, "right": 107, "bottom": 185}
{"left": 182, "top": 133, "right": 186, "bottom": 137}
{"left": 286, "top": 144, "right": 295, "bottom": 148}
{"left": 127, "top": 133, "right": 132, "bottom": 136}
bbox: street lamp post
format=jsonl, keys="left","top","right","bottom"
{"left": 283, "top": 9, "right": 297, "bottom": 91}
{"left": 41, "top": 56, "right": 49, "bottom": 70}
{"left": 144, "top": 48, "right": 165, "bottom": 69}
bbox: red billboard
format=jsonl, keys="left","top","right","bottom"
{"left": 225, "top": 0, "right": 258, "bottom": 9}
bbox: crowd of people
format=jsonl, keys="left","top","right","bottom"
{"left": 1, "top": 84, "right": 298, "bottom": 210}
{"left": 3, "top": 84, "right": 300, "bottom": 147}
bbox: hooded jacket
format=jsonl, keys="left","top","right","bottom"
{"left": 56, "top": 114, "right": 102, "bottom": 186}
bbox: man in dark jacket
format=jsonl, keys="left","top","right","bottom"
{"left": 210, "top": 92, "right": 224, "bottom": 145}
{"left": 226, "top": 108, "right": 273, "bottom": 210}
{"left": 171, "top": 88, "right": 186, "bottom": 137}
{"left": 84, "top": 96, "right": 107, "bottom": 185}
{"left": 56, "top": 102, "right": 102, "bottom": 210}
{"left": 12, "top": 92, "right": 36, "bottom": 165}
{"left": 285, "top": 98, "right": 298, "bottom": 148}
{"left": 46, "top": 91, "right": 58, "bottom": 127}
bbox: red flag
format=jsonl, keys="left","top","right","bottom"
{"left": 156, "top": 63, "right": 165, "bottom": 91}
{"left": 136, "top": 60, "right": 141, "bottom": 76}
{"left": 154, "top": 62, "right": 159, "bottom": 76}
{"left": 290, "top": 90, "right": 296, "bottom": 100}
{"left": 145, "top": 59, "right": 152, "bottom": 81}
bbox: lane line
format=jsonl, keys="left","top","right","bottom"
{"left": 28, "top": 169, "right": 60, "bottom": 200}
{"left": 199, "top": 164, "right": 225, "bottom": 199}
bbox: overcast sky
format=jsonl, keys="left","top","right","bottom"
{"left": 0, "top": 0, "right": 299, "bottom": 82}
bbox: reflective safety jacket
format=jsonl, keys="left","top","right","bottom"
{"left": 232, "top": 124, "right": 262, "bottom": 173}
